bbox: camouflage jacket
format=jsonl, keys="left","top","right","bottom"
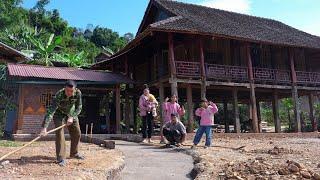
{"left": 42, "top": 88, "right": 82, "bottom": 128}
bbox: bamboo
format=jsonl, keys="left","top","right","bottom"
{"left": 0, "top": 124, "right": 67, "bottom": 162}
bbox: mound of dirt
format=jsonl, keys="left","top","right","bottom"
{"left": 219, "top": 158, "right": 320, "bottom": 180}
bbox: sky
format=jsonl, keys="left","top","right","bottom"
{"left": 22, "top": 0, "right": 320, "bottom": 36}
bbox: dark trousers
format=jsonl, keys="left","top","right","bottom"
{"left": 54, "top": 117, "right": 81, "bottom": 161}
{"left": 163, "top": 128, "right": 182, "bottom": 144}
{"left": 142, "top": 113, "right": 153, "bottom": 138}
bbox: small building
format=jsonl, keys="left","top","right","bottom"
{"left": 93, "top": 0, "right": 320, "bottom": 133}
{"left": 0, "top": 41, "right": 32, "bottom": 63}
{"left": 5, "top": 64, "right": 133, "bottom": 135}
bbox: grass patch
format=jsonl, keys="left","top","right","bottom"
{"left": 0, "top": 140, "right": 23, "bottom": 147}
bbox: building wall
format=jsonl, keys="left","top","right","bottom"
{"left": 16, "top": 85, "right": 61, "bottom": 134}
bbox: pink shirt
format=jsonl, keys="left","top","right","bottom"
{"left": 139, "top": 94, "right": 157, "bottom": 117}
{"left": 162, "top": 102, "right": 185, "bottom": 123}
{"left": 139, "top": 94, "right": 149, "bottom": 116}
{"left": 195, "top": 104, "right": 218, "bottom": 126}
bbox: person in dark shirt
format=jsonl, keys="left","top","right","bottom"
{"left": 163, "top": 113, "right": 187, "bottom": 147}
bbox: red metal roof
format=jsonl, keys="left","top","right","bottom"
{"left": 7, "top": 64, "right": 134, "bottom": 83}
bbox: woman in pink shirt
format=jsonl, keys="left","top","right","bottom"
{"left": 139, "top": 88, "right": 158, "bottom": 143}
{"left": 192, "top": 99, "right": 218, "bottom": 149}
{"left": 160, "top": 95, "right": 185, "bottom": 143}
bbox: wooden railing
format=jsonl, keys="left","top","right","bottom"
{"left": 253, "top": 68, "right": 291, "bottom": 84}
{"left": 296, "top": 71, "right": 320, "bottom": 84}
{"left": 173, "top": 61, "right": 320, "bottom": 85}
{"left": 175, "top": 61, "right": 201, "bottom": 78}
{"left": 206, "top": 64, "right": 248, "bottom": 81}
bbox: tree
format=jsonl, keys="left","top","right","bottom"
{"left": 123, "top": 32, "right": 134, "bottom": 43}
{"left": 90, "top": 26, "right": 127, "bottom": 52}
{"left": 0, "top": 0, "right": 25, "bottom": 29}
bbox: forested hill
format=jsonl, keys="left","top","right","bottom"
{"left": 0, "top": 0, "right": 134, "bottom": 67}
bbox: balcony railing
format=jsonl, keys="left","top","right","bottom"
{"left": 173, "top": 61, "right": 320, "bottom": 85}
{"left": 253, "top": 68, "right": 291, "bottom": 84}
{"left": 175, "top": 61, "right": 201, "bottom": 78}
{"left": 296, "top": 71, "right": 320, "bottom": 84}
{"left": 206, "top": 64, "right": 248, "bottom": 81}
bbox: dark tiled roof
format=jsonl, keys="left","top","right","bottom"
{"left": 150, "top": 0, "right": 320, "bottom": 49}
{"left": 7, "top": 64, "right": 134, "bottom": 84}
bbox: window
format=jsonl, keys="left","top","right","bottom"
{"left": 40, "top": 90, "right": 53, "bottom": 108}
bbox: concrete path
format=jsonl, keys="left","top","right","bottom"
{"left": 116, "top": 141, "right": 194, "bottom": 180}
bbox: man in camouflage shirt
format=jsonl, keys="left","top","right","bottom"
{"left": 40, "top": 80, "right": 84, "bottom": 166}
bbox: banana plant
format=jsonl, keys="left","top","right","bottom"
{"left": 26, "top": 33, "right": 62, "bottom": 66}
{"left": 53, "top": 51, "right": 90, "bottom": 68}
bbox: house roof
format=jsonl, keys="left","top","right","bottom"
{"left": 149, "top": 0, "right": 320, "bottom": 49}
{"left": 93, "top": 0, "right": 320, "bottom": 67}
{"left": 0, "top": 41, "right": 31, "bottom": 62}
{"left": 7, "top": 64, "right": 134, "bottom": 84}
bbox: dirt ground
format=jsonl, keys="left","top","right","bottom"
{"left": 183, "top": 133, "right": 320, "bottom": 180}
{"left": 0, "top": 141, "right": 124, "bottom": 180}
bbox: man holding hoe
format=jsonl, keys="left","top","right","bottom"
{"left": 40, "top": 80, "right": 84, "bottom": 166}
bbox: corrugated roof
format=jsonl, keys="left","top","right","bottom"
{"left": 7, "top": 64, "right": 134, "bottom": 84}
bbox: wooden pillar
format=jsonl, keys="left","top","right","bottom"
{"left": 159, "top": 82, "right": 165, "bottom": 128}
{"left": 233, "top": 88, "right": 241, "bottom": 133}
{"left": 308, "top": 93, "right": 317, "bottom": 132}
{"left": 168, "top": 33, "right": 178, "bottom": 97}
{"left": 16, "top": 85, "right": 25, "bottom": 133}
{"left": 199, "top": 38, "right": 207, "bottom": 100}
{"left": 115, "top": 84, "right": 121, "bottom": 134}
{"left": 186, "top": 84, "right": 194, "bottom": 133}
{"left": 246, "top": 44, "right": 259, "bottom": 133}
{"left": 224, "top": 100, "right": 230, "bottom": 133}
{"left": 168, "top": 33, "right": 176, "bottom": 77}
{"left": 125, "top": 92, "right": 130, "bottom": 133}
{"left": 272, "top": 91, "right": 281, "bottom": 133}
{"left": 290, "top": 49, "right": 301, "bottom": 132}
{"left": 256, "top": 101, "right": 262, "bottom": 133}
{"left": 133, "top": 95, "right": 138, "bottom": 134}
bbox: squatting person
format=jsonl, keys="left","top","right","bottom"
{"left": 161, "top": 95, "right": 185, "bottom": 143}
{"left": 191, "top": 99, "right": 218, "bottom": 149}
{"left": 163, "top": 113, "right": 187, "bottom": 147}
{"left": 40, "top": 80, "right": 84, "bottom": 166}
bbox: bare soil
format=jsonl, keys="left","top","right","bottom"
{"left": 0, "top": 141, "right": 124, "bottom": 180}
{"left": 183, "top": 132, "right": 320, "bottom": 179}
